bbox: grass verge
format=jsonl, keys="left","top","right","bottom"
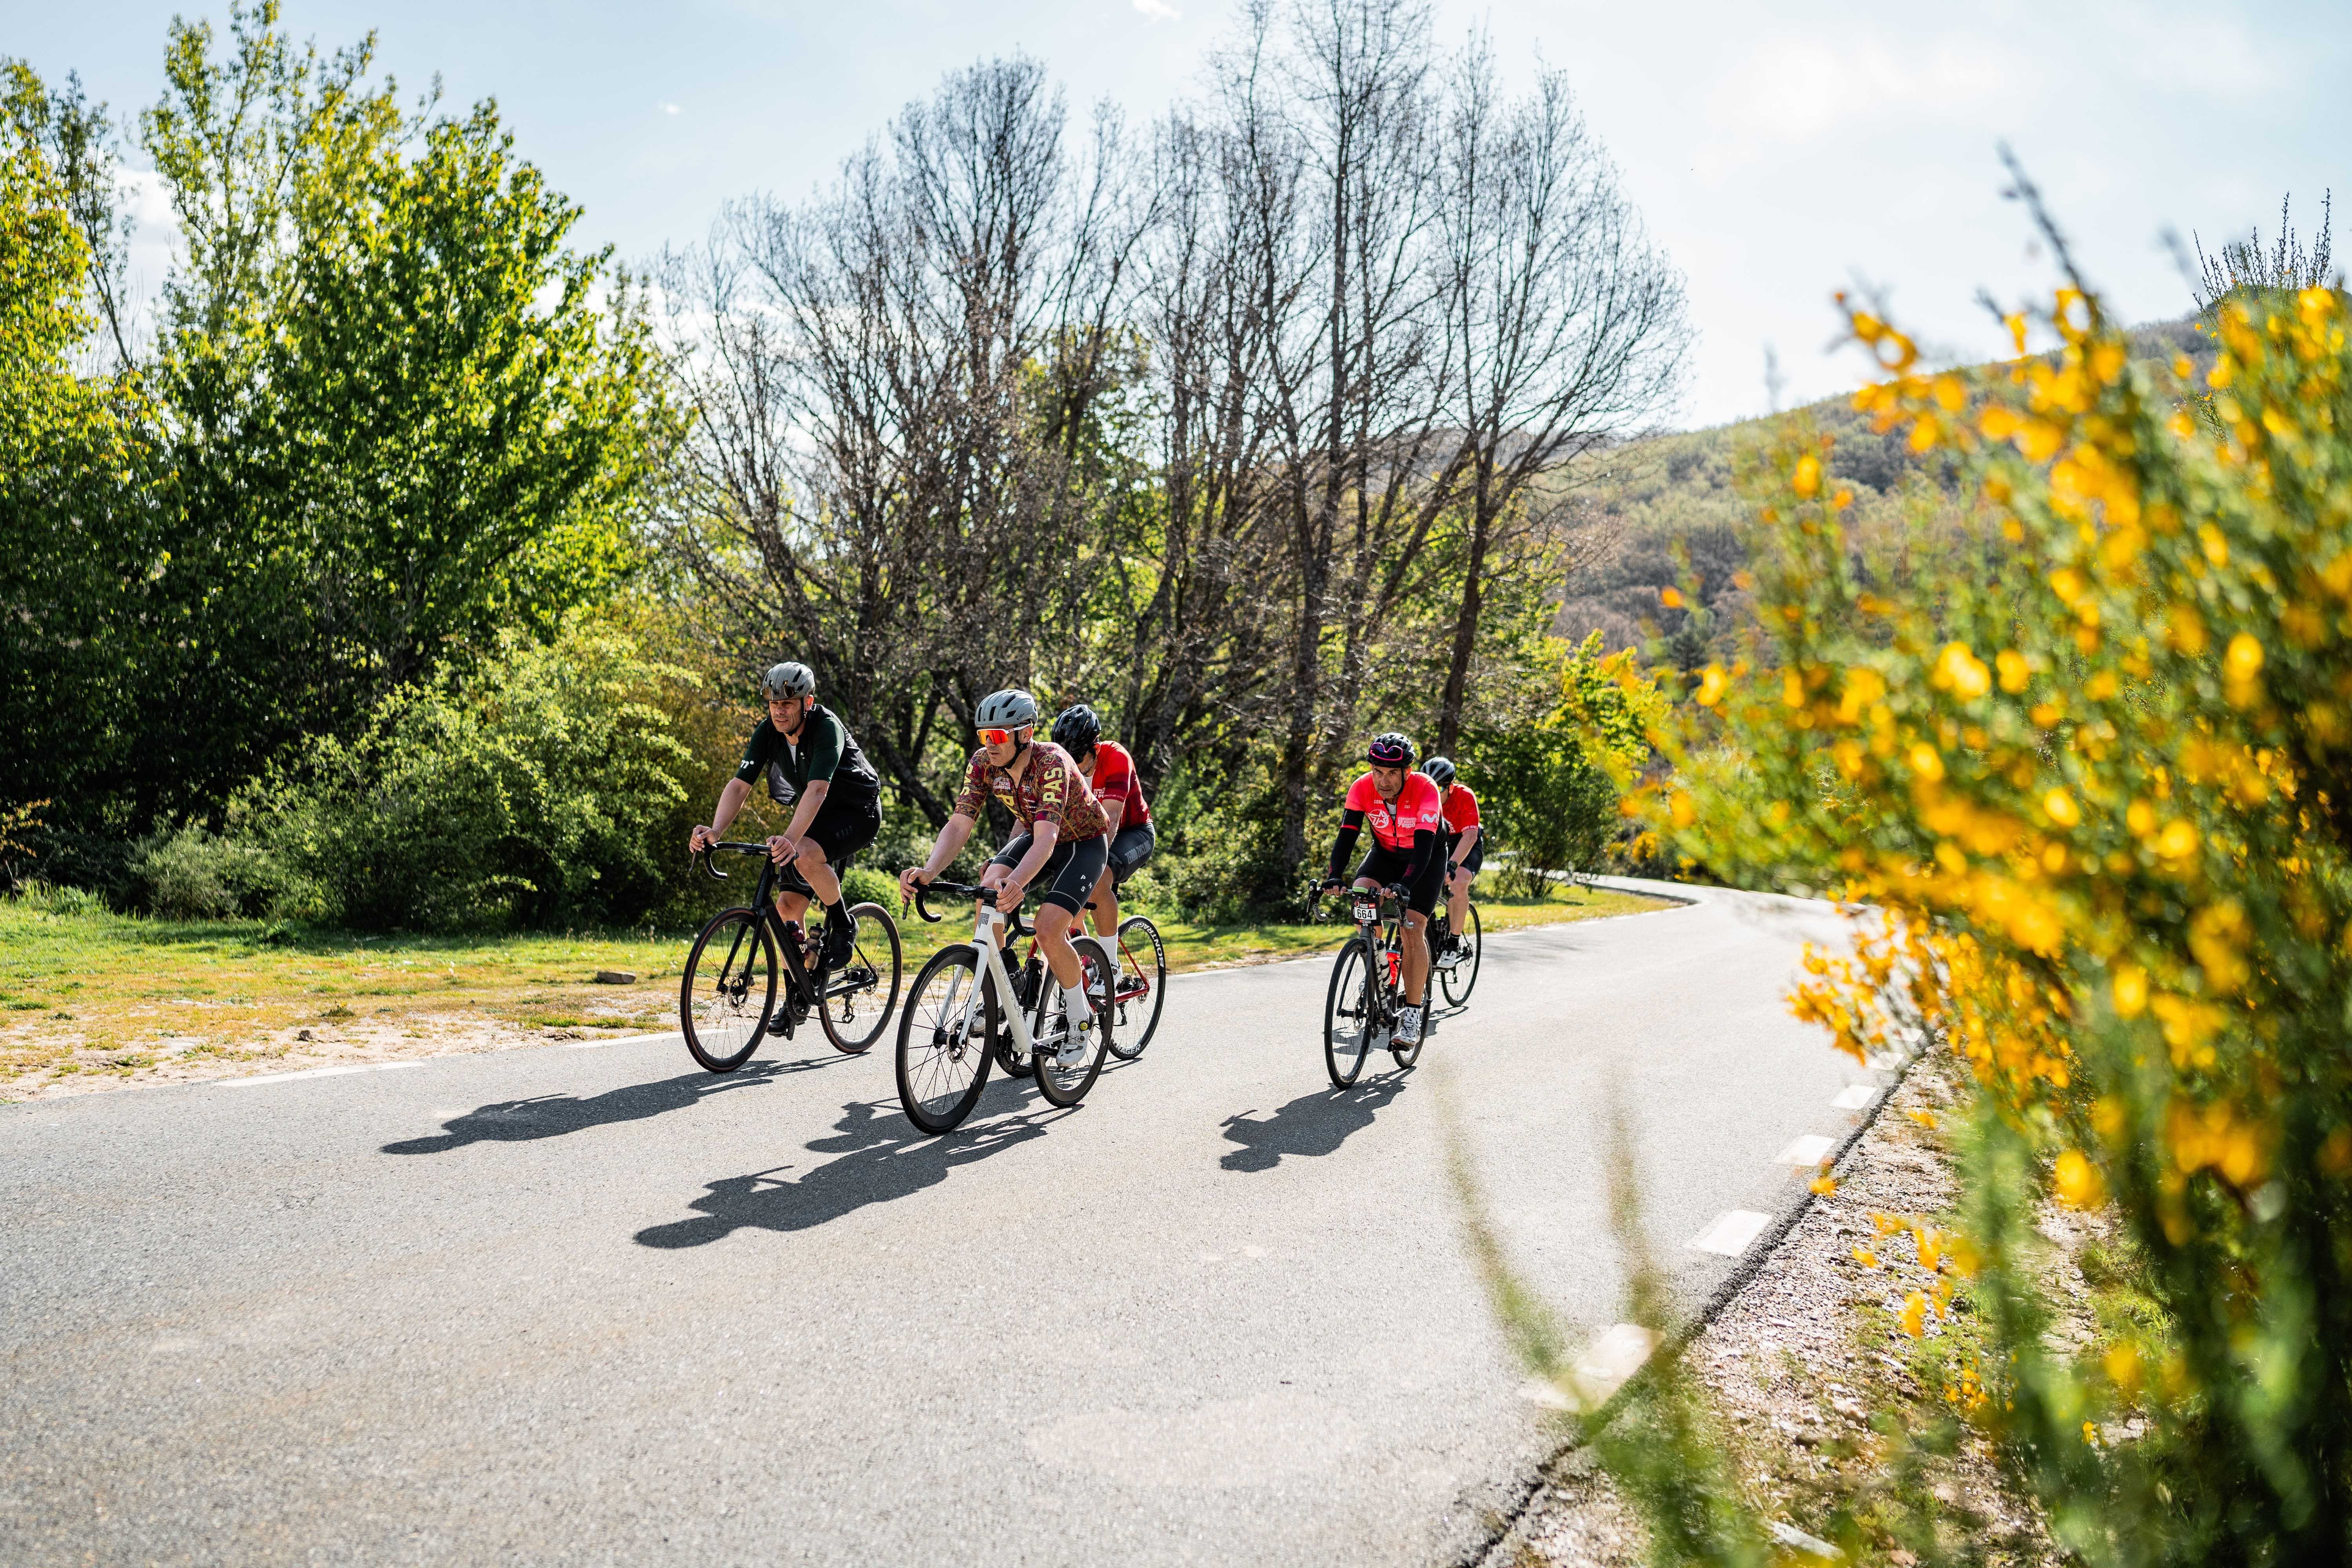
{"left": 0, "top": 875, "right": 1670, "bottom": 1099}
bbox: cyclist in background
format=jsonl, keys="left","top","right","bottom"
{"left": 689, "top": 661, "right": 882, "bottom": 975}
{"left": 1318, "top": 732, "right": 1443, "bottom": 1045}
{"left": 1422, "top": 755, "right": 1480, "bottom": 965}
{"left": 899, "top": 689, "right": 1112, "bottom": 1065}
{"left": 1050, "top": 703, "right": 1154, "bottom": 944}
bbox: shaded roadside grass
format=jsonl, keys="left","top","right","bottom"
{"left": 0, "top": 875, "right": 1669, "bottom": 1095}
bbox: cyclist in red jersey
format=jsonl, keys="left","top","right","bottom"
{"left": 1318, "top": 731, "right": 1443, "bottom": 1045}
{"left": 1050, "top": 704, "right": 1154, "bottom": 942}
{"left": 899, "top": 688, "right": 1111, "bottom": 1065}
{"left": 1421, "top": 756, "right": 1480, "bottom": 964}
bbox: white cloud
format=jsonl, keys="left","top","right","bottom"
{"left": 1133, "top": 0, "right": 1180, "bottom": 22}
{"left": 664, "top": 103, "right": 683, "bottom": 115}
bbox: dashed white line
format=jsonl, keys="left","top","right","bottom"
{"left": 1775, "top": 1133, "right": 1835, "bottom": 1167}
{"left": 1690, "top": 1209, "right": 1772, "bottom": 1256}
{"left": 218, "top": 1062, "right": 423, "bottom": 1089}
{"left": 1831, "top": 1085, "right": 1876, "bottom": 1111}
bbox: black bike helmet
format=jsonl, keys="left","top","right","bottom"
{"left": 1051, "top": 703, "right": 1102, "bottom": 755}
{"left": 762, "top": 661, "right": 815, "bottom": 700}
{"left": 1423, "top": 755, "right": 1456, "bottom": 788}
{"left": 1366, "top": 731, "right": 1414, "bottom": 768}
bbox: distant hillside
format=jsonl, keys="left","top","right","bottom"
{"left": 1555, "top": 316, "right": 2214, "bottom": 663}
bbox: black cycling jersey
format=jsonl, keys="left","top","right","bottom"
{"left": 734, "top": 702, "right": 882, "bottom": 812}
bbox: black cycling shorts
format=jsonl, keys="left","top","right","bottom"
{"left": 989, "top": 831, "right": 1112, "bottom": 916}
{"left": 1446, "top": 829, "right": 1484, "bottom": 877}
{"left": 1354, "top": 841, "right": 1442, "bottom": 918}
{"left": 775, "top": 797, "right": 880, "bottom": 898}
{"left": 1106, "top": 822, "right": 1156, "bottom": 886}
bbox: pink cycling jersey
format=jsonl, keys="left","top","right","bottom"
{"left": 1343, "top": 770, "right": 1443, "bottom": 852}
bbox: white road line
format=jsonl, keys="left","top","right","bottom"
{"left": 218, "top": 1062, "right": 423, "bottom": 1089}
{"left": 1774, "top": 1133, "right": 1835, "bottom": 1167}
{"left": 1830, "top": 1085, "right": 1876, "bottom": 1111}
{"left": 1690, "top": 1209, "right": 1772, "bottom": 1256}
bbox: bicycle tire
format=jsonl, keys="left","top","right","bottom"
{"left": 1107, "top": 915, "right": 1167, "bottom": 1059}
{"left": 1032, "top": 940, "right": 1113, "bottom": 1107}
{"left": 1439, "top": 901, "right": 1482, "bottom": 1007}
{"left": 1324, "top": 936, "right": 1377, "bottom": 1088}
{"left": 681, "top": 907, "right": 777, "bottom": 1073}
{"left": 895, "top": 945, "right": 997, "bottom": 1135}
{"left": 819, "top": 901, "right": 904, "bottom": 1054}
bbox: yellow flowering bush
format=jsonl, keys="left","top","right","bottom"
{"left": 1653, "top": 272, "right": 2352, "bottom": 1561}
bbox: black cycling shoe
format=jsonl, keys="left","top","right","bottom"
{"left": 820, "top": 914, "right": 855, "bottom": 969}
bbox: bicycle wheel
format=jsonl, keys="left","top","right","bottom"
{"left": 895, "top": 945, "right": 998, "bottom": 1135}
{"left": 1439, "top": 901, "right": 1482, "bottom": 1007}
{"left": 1324, "top": 937, "right": 1378, "bottom": 1088}
{"left": 819, "top": 901, "right": 904, "bottom": 1054}
{"left": 1033, "top": 941, "right": 1113, "bottom": 1107}
{"left": 681, "top": 908, "right": 777, "bottom": 1073}
{"left": 1107, "top": 915, "right": 1167, "bottom": 1060}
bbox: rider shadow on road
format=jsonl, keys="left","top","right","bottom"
{"left": 1218, "top": 1076, "right": 1406, "bottom": 1173}
{"left": 634, "top": 1099, "right": 1053, "bottom": 1249}
{"left": 380, "top": 1056, "right": 847, "bottom": 1156}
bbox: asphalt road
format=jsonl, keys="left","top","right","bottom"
{"left": 2, "top": 879, "right": 1881, "bottom": 1567}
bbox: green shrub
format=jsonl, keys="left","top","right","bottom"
{"left": 9, "top": 880, "right": 106, "bottom": 917}
{"left": 234, "top": 614, "right": 697, "bottom": 932}
{"left": 132, "top": 825, "right": 301, "bottom": 920}
{"left": 840, "top": 866, "right": 899, "bottom": 910}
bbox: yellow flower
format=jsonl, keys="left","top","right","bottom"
{"left": 2112, "top": 964, "right": 2148, "bottom": 1018}
{"left": 2104, "top": 1341, "right": 2143, "bottom": 1397}
{"left": 2054, "top": 1149, "right": 2107, "bottom": 1209}
{"left": 1660, "top": 586, "right": 1683, "bottom": 608}
{"left": 1852, "top": 1246, "right": 1882, "bottom": 1269}
{"left": 1909, "top": 743, "right": 1945, "bottom": 782}
{"left": 2225, "top": 633, "right": 2264, "bottom": 680}
{"left": 2156, "top": 820, "right": 2199, "bottom": 861}
{"left": 1793, "top": 453, "right": 1822, "bottom": 497}
{"left": 1900, "top": 1293, "right": 1928, "bottom": 1337}
{"left": 1996, "top": 650, "right": 2030, "bottom": 692}
{"left": 1696, "top": 664, "right": 1728, "bottom": 707}
{"left": 1809, "top": 1174, "right": 1838, "bottom": 1195}
{"left": 2042, "top": 788, "right": 2080, "bottom": 827}
{"left": 1935, "top": 642, "right": 1992, "bottom": 699}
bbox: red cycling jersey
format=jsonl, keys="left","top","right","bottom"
{"left": 1343, "top": 770, "right": 1443, "bottom": 852}
{"left": 1086, "top": 739, "right": 1152, "bottom": 829}
{"left": 1441, "top": 782, "right": 1480, "bottom": 835}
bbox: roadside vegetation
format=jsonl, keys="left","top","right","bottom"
{"left": 0, "top": 874, "right": 1666, "bottom": 1098}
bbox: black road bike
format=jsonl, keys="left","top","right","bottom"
{"left": 680, "top": 842, "right": 904, "bottom": 1071}
{"left": 895, "top": 880, "right": 1114, "bottom": 1134}
{"left": 1427, "top": 879, "right": 1482, "bottom": 1007}
{"left": 1320, "top": 886, "right": 1426, "bottom": 1088}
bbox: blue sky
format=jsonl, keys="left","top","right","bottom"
{"left": 15, "top": 0, "right": 2349, "bottom": 428}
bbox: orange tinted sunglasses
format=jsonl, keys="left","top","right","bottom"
{"left": 976, "top": 727, "right": 1018, "bottom": 746}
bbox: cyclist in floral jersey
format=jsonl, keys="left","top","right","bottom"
{"left": 900, "top": 688, "right": 1110, "bottom": 1064}
{"left": 1318, "top": 731, "right": 1444, "bottom": 1045}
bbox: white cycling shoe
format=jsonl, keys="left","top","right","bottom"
{"left": 1395, "top": 1005, "right": 1424, "bottom": 1045}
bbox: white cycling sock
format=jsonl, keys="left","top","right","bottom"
{"left": 1061, "top": 982, "right": 1092, "bottom": 1030}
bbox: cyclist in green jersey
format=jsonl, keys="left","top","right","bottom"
{"left": 690, "top": 662, "right": 884, "bottom": 971}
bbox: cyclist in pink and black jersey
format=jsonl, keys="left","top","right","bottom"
{"left": 1319, "top": 731, "right": 1443, "bottom": 1045}
{"left": 1050, "top": 703, "right": 1155, "bottom": 942}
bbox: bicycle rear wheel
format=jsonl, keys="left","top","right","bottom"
{"left": 819, "top": 901, "right": 904, "bottom": 1054}
{"left": 1033, "top": 941, "right": 1113, "bottom": 1107}
{"left": 1107, "top": 915, "right": 1167, "bottom": 1059}
{"left": 1438, "top": 902, "right": 1482, "bottom": 1007}
{"left": 681, "top": 908, "right": 776, "bottom": 1073}
{"left": 896, "top": 945, "right": 997, "bottom": 1134}
{"left": 1323, "top": 937, "right": 1377, "bottom": 1088}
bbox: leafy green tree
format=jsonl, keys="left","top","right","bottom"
{"left": 1466, "top": 632, "right": 1663, "bottom": 897}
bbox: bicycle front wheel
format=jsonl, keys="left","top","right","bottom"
{"left": 1033, "top": 940, "right": 1113, "bottom": 1107}
{"left": 1107, "top": 915, "right": 1167, "bottom": 1059}
{"left": 1324, "top": 937, "right": 1377, "bottom": 1088}
{"left": 1439, "top": 901, "right": 1482, "bottom": 1007}
{"left": 820, "top": 901, "right": 904, "bottom": 1054}
{"left": 681, "top": 908, "right": 776, "bottom": 1073}
{"left": 896, "top": 945, "right": 996, "bottom": 1135}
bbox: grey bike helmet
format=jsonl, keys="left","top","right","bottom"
{"left": 1366, "top": 731, "right": 1414, "bottom": 767}
{"left": 975, "top": 688, "right": 1040, "bottom": 730}
{"left": 1051, "top": 703, "right": 1102, "bottom": 755}
{"left": 1422, "top": 755, "right": 1456, "bottom": 788}
{"left": 762, "top": 661, "right": 815, "bottom": 700}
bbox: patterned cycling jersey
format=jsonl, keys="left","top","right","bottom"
{"left": 954, "top": 741, "right": 1111, "bottom": 842}
{"left": 1441, "top": 783, "right": 1480, "bottom": 834}
{"left": 1343, "top": 770, "right": 1443, "bottom": 852}
{"left": 1085, "top": 740, "right": 1152, "bottom": 829}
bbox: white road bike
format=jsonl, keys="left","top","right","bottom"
{"left": 895, "top": 878, "right": 1115, "bottom": 1134}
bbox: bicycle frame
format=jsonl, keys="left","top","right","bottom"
{"left": 699, "top": 842, "right": 834, "bottom": 1023}
{"left": 914, "top": 882, "right": 1114, "bottom": 1056}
